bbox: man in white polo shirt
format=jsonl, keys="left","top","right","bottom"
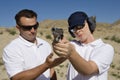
{"left": 2, "top": 9, "right": 64, "bottom": 80}
{"left": 52, "top": 11, "right": 114, "bottom": 80}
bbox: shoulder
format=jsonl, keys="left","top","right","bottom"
{"left": 3, "top": 37, "right": 22, "bottom": 58}
{"left": 90, "top": 39, "right": 114, "bottom": 58}
{"left": 104, "top": 43, "right": 114, "bottom": 50}
{"left": 102, "top": 43, "right": 114, "bottom": 55}
{"left": 97, "top": 41, "right": 114, "bottom": 52}
{"left": 70, "top": 40, "right": 82, "bottom": 46}
{"left": 93, "top": 41, "right": 114, "bottom": 58}
{"left": 93, "top": 39, "right": 114, "bottom": 50}
{"left": 4, "top": 37, "right": 20, "bottom": 50}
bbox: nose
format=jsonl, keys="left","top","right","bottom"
{"left": 74, "top": 29, "right": 83, "bottom": 36}
{"left": 74, "top": 29, "right": 79, "bottom": 34}
{"left": 30, "top": 27, "right": 35, "bottom": 32}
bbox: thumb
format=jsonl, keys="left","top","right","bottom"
{"left": 48, "top": 53, "right": 53, "bottom": 58}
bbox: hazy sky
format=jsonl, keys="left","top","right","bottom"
{"left": 0, "top": 0, "right": 120, "bottom": 27}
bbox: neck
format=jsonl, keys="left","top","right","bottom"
{"left": 83, "top": 34, "right": 95, "bottom": 44}
{"left": 30, "top": 39, "right": 37, "bottom": 44}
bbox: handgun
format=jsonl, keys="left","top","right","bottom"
{"left": 51, "top": 27, "right": 64, "bottom": 43}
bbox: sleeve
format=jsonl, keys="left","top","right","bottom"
{"left": 90, "top": 44, "right": 114, "bottom": 74}
{"left": 2, "top": 46, "right": 24, "bottom": 78}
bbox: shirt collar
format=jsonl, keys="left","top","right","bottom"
{"left": 87, "top": 39, "right": 103, "bottom": 46}
{"left": 19, "top": 36, "right": 43, "bottom": 47}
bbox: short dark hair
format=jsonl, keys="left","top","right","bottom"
{"left": 15, "top": 9, "right": 37, "bottom": 26}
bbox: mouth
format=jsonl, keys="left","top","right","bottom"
{"left": 77, "top": 34, "right": 82, "bottom": 38}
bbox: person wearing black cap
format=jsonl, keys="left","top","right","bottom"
{"left": 52, "top": 11, "right": 114, "bottom": 80}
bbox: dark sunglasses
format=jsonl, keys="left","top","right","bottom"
{"left": 19, "top": 22, "right": 39, "bottom": 30}
{"left": 71, "top": 24, "right": 85, "bottom": 33}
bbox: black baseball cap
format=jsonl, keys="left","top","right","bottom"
{"left": 68, "top": 11, "right": 88, "bottom": 29}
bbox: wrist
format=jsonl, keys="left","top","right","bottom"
{"left": 67, "top": 49, "right": 75, "bottom": 59}
{"left": 44, "top": 62, "right": 50, "bottom": 69}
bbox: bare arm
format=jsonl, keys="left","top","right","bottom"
{"left": 68, "top": 49, "right": 98, "bottom": 75}
{"left": 11, "top": 62, "right": 49, "bottom": 80}
{"left": 10, "top": 53, "right": 66, "bottom": 80}
{"left": 11, "top": 53, "right": 53, "bottom": 80}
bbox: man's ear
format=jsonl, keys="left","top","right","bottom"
{"left": 16, "top": 25, "right": 21, "bottom": 32}
{"left": 16, "top": 25, "right": 20, "bottom": 29}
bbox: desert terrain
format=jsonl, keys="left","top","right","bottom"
{"left": 0, "top": 19, "right": 120, "bottom": 80}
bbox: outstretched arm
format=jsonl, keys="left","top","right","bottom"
{"left": 10, "top": 62, "right": 50, "bottom": 80}
{"left": 53, "top": 40, "right": 99, "bottom": 75}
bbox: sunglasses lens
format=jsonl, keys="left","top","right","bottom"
{"left": 20, "top": 22, "right": 39, "bottom": 30}
{"left": 71, "top": 24, "right": 85, "bottom": 33}
{"left": 33, "top": 25, "right": 38, "bottom": 29}
{"left": 22, "top": 27, "right": 32, "bottom": 30}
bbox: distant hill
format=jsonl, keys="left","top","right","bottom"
{"left": 111, "top": 19, "right": 120, "bottom": 28}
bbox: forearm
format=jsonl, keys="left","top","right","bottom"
{"left": 11, "top": 63, "right": 49, "bottom": 80}
{"left": 68, "top": 51, "right": 98, "bottom": 75}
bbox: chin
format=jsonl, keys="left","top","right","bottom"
{"left": 28, "top": 38, "right": 36, "bottom": 43}
{"left": 78, "top": 38, "right": 85, "bottom": 43}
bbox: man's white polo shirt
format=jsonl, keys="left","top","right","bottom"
{"left": 3, "top": 36, "right": 52, "bottom": 80}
